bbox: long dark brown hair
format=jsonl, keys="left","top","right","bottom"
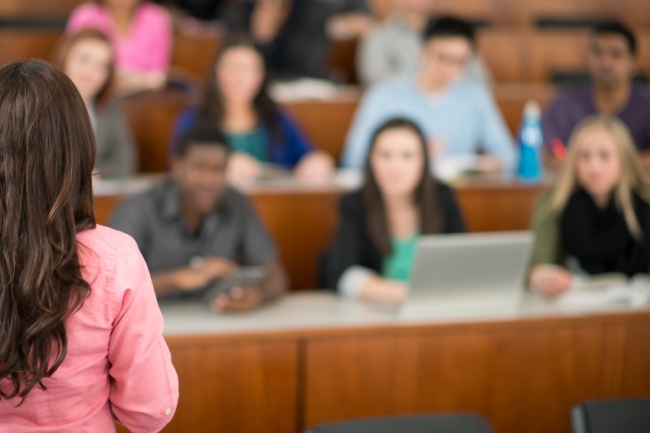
{"left": 0, "top": 60, "right": 96, "bottom": 402}
{"left": 362, "top": 118, "right": 444, "bottom": 255}
{"left": 52, "top": 28, "right": 115, "bottom": 108}
{"left": 200, "top": 34, "right": 283, "bottom": 143}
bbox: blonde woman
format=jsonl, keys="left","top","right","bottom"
{"left": 529, "top": 115, "right": 650, "bottom": 296}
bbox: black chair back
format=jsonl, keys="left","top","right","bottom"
{"left": 571, "top": 398, "right": 650, "bottom": 433}
{"left": 304, "top": 413, "right": 491, "bottom": 433}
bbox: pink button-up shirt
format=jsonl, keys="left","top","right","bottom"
{"left": 66, "top": 2, "right": 172, "bottom": 74}
{"left": 0, "top": 225, "right": 179, "bottom": 433}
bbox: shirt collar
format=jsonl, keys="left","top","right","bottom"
{"left": 161, "top": 180, "right": 231, "bottom": 223}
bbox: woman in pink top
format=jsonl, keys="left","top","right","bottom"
{"left": 67, "top": 0, "right": 173, "bottom": 92}
{"left": 0, "top": 60, "right": 178, "bottom": 432}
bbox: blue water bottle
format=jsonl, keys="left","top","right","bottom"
{"left": 517, "top": 100, "right": 544, "bottom": 183}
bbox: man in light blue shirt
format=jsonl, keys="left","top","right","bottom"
{"left": 342, "top": 16, "right": 517, "bottom": 172}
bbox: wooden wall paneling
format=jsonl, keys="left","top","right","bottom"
{"left": 122, "top": 90, "right": 194, "bottom": 173}
{"left": 0, "top": 29, "right": 63, "bottom": 66}
{"left": 162, "top": 338, "right": 299, "bottom": 433}
{"left": 248, "top": 190, "right": 343, "bottom": 290}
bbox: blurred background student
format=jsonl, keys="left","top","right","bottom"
{"left": 342, "top": 16, "right": 516, "bottom": 173}
{"left": 325, "top": 118, "right": 465, "bottom": 305}
{"left": 0, "top": 60, "right": 177, "bottom": 432}
{"left": 67, "top": 0, "right": 173, "bottom": 92}
{"left": 111, "top": 122, "right": 289, "bottom": 312}
{"left": 543, "top": 22, "right": 650, "bottom": 166}
{"left": 357, "top": 0, "right": 491, "bottom": 87}
{"left": 223, "top": 0, "right": 373, "bottom": 80}
{"left": 529, "top": 115, "right": 650, "bottom": 296}
{"left": 54, "top": 28, "right": 138, "bottom": 178}
{"left": 172, "top": 36, "right": 334, "bottom": 184}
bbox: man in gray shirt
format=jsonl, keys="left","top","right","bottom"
{"left": 110, "top": 122, "right": 288, "bottom": 312}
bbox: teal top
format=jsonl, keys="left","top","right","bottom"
{"left": 226, "top": 129, "right": 270, "bottom": 162}
{"left": 382, "top": 234, "right": 420, "bottom": 282}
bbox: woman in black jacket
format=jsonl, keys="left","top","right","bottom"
{"left": 325, "top": 118, "right": 465, "bottom": 305}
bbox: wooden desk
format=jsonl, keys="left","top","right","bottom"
{"left": 93, "top": 174, "right": 548, "bottom": 290}
{"left": 117, "top": 292, "right": 650, "bottom": 433}
{"left": 121, "top": 84, "right": 555, "bottom": 173}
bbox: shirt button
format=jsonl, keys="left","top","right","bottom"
{"left": 164, "top": 408, "right": 172, "bottom": 416}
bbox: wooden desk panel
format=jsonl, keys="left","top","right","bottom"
{"left": 136, "top": 297, "right": 650, "bottom": 433}
{"left": 163, "top": 339, "right": 298, "bottom": 433}
{"left": 282, "top": 96, "right": 359, "bottom": 160}
{"left": 93, "top": 179, "right": 549, "bottom": 289}
{"left": 122, "top": 91, "right": 196, "bottom": 173}
{"left": 0, "top": 29, "right": 61, "bottom": 66}
{"left": 249, "top": 190, "right": 343, "bottom": 290}
{"left": 302, "top": 314, "right": 650, "bottom": 433}
{"left": 116, "top": 338, "right": 298, "bottom": 433}
{"left": 454, "top": 183, "right": 547, "bottom": 232}
{"left": 121, "top": 84, "right": 555, "bottom": 172}
{"left": 93, "top": 194, "right": 123, "bottom": 228}
{"left": 0, "top": 0, "right": 83, "bottom": 17}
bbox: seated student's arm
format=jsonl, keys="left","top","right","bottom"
{"left": 96, "top": 102, "right": 138, "bottom": 178}
{"left": 108, "top": 234, "right": 179, "bottom": 433}
{"left": 340, "top": 270, "right": 408, "bottom": 305}
{"left": 528, "top": 194, "right": 573, "bottom": 296}
{"left": 212, "top": 193, "right": 288, "bottom": 312}
{"left": 476, "top": 85, "right": 517, "bottom": 173}
{"left": 151, "top": 258, "right": 238, "bottom": 297}
{"left": 276, "top": 112, "right": 335, "bottom": 180}
{"left": 329, "top": 195, "right": 408, "bottom": 305}
{"left": 213, "top": 258, "right": 288, "bottom": 312}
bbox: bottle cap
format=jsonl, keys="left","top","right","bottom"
{"left": 523, "top": 100, "right": 541, "bottom": 118}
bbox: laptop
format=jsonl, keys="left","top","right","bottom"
{"left": 402, "top": 231, "right": 534, "bottom": 314}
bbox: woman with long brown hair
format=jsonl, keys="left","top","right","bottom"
{"left": 0, "top": 60, "right": 178, "bottom": 432}
{"left": 529, "top": 115, "right": 650, "bottom": 295}
{"left": 325, "top": 118, "right": 465, "bottom": 305}
{"left": 172, "top": 35, "right": 334, "bottom": 184}
{"left": 53, "top": 28, "right": 137, "bottom": 178}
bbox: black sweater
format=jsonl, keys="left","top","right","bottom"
{"left": 323, "top": 183, "right": 466, "bottom": 290}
